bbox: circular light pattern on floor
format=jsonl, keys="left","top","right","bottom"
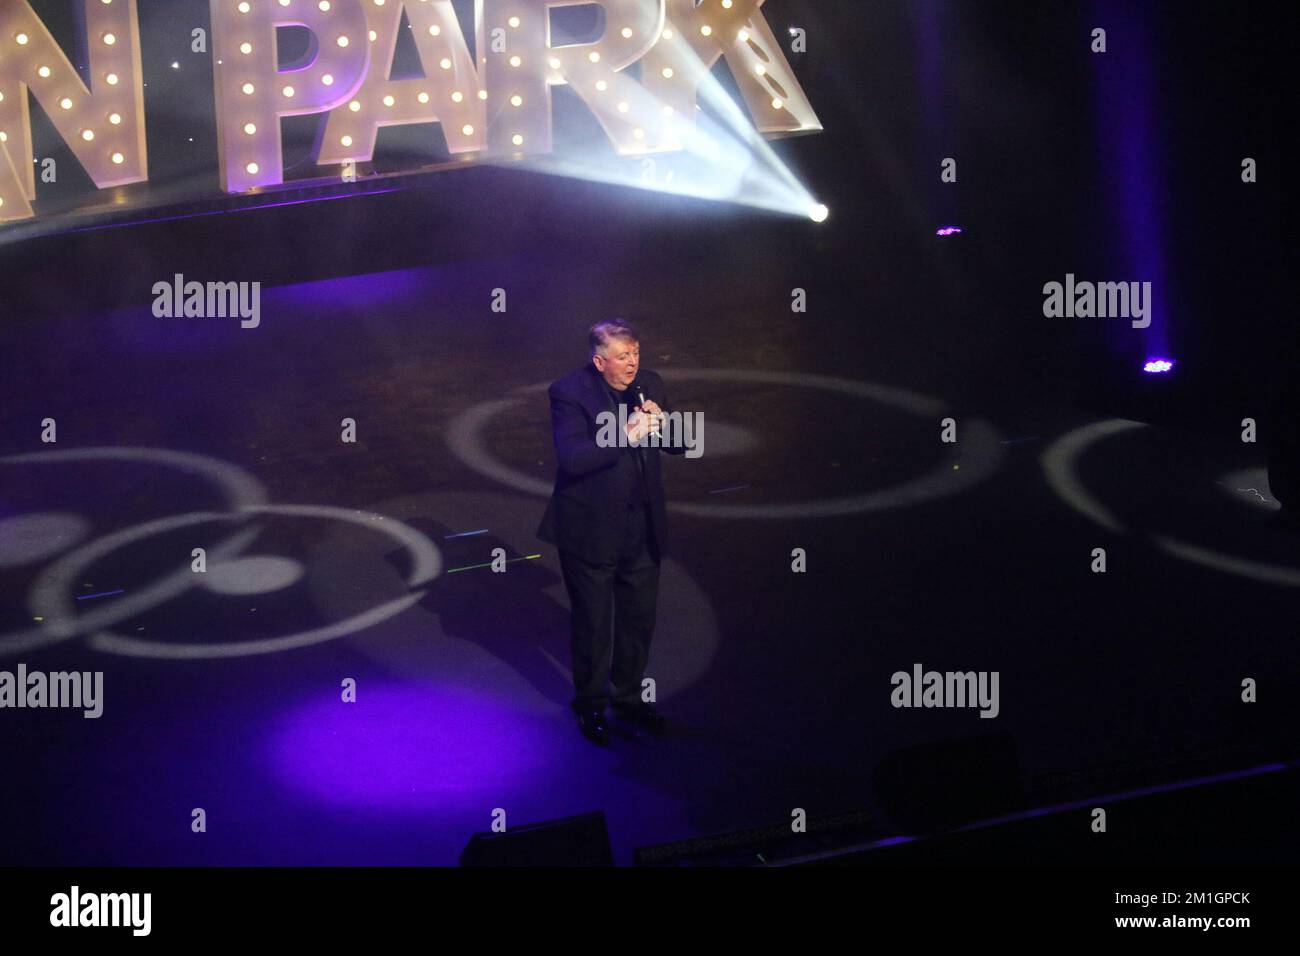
{"left": 200, "top": 554, "right": 306, "bottom": 595}
{"left": 1042, "top": 419, "right": 1300, "bottom": 587}
{"left": 446, "top": 369, "right": 1005, "bottom": 519}
{"left": 0, "top": 512, "right": 92, "bottom": 568}
{"left": 1217, "top": 469, "right": 1280, "bottom": 511}
{"left": 0, "top": 448, "right": 442, "bottom": 658}
{"left": 0, "top": 447, "right": 267, "bottom": 655}
{"left": 84, "top": 504, "right": 440, "bottom": 659}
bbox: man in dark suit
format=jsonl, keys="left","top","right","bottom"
{"left": 538, "top": 319, "right": 689, "bottom": 744}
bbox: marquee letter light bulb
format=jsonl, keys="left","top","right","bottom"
{"left": 319, "top": 0, "right": 483, "bottom": 164}
{"left": 641, "top": 0, "right": 821, "bottom": 137}
{"left": 211, "top": 0, "right": 371, "bottom": 192}
{"left": 477, "top": 0, "right": 666, "bottom": 157}
{"left": 0, "top": 0, "right": 148, "bottom": 223}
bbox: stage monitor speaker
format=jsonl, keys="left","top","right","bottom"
{"left": 459, "top": 810, "right": 614, "bottom": 866}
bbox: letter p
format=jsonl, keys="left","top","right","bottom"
{"left": 210, "top": 0, "right": 371, "bottom": 192}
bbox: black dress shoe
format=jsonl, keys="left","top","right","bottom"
{"left": 612, "top": 702, "right": 666, "bottom": 738}
{"left": 576, "top": 709, "right": 609, "bottom": 745}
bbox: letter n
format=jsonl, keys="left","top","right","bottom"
{"left": 0, "top": 0, "right": 148, "bottom": 223}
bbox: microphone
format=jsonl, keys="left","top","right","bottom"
{"left": 631, "top": 382, "right": 650, "bottom": 464}
{"left": 634, "top": 382, "right": 660, "bottom": 445}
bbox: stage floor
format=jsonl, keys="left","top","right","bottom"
{"left": 1, "top": 254, "right": 1297, "bottom": 865}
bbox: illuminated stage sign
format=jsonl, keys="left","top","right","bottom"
{"left": 0, "top": 0, "right": 821, "bottom": 224}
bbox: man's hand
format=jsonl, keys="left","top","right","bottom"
{"left": 640, "top": 401, "right": 664, "bottom": 439}
{"left": 624, "top": 406, "right": 662, "bottom": 442}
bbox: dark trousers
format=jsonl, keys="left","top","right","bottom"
{"left": 559, "top": 503, "right": 661, "bottom": 712}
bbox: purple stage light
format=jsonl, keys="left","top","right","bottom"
{"left": 1143, "top": 359, "right": 1174, "bottom": 373}
{"left": 267, "top": 685, "right": 559, "bottom": 810}
{"left": 936, "top": 226, "right": 962, "bottom": 236}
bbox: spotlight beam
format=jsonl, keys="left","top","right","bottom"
{"left": 488, "top": 22, "right": 824, "bottom": 219}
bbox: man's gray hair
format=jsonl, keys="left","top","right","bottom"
{"left": 589, "top": 318, "right": 639, "bottom": 359}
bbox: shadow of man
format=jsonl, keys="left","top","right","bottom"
{"left": 387, "top": 517, "right": 576, "bottom": 706}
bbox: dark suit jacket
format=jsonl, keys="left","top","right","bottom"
{"left": 537, "top": 365, "right": 686, "bottom": 564}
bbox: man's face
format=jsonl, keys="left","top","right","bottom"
{"left": 593, "top": 337, "right": 640, "bottom": 391}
